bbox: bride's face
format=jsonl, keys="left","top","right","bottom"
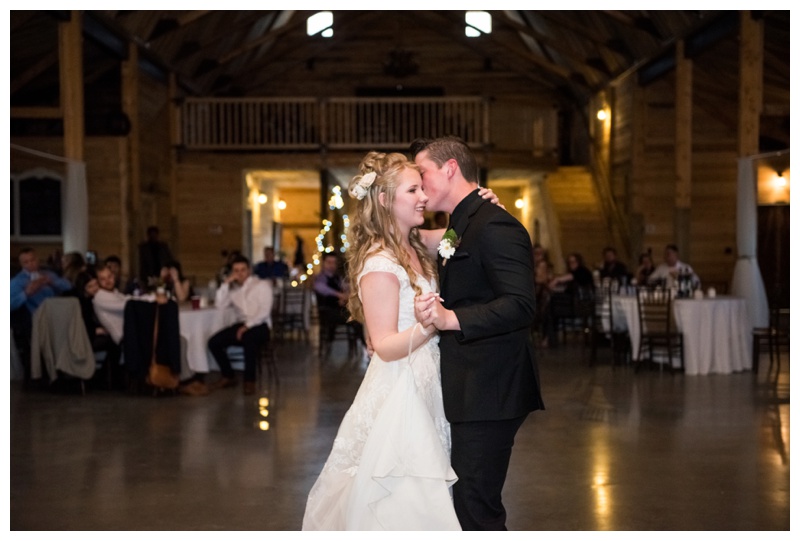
{"left": 390, "top": 167, "right": 429, "bottom": 232}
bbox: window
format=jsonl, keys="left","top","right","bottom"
{"left": 465, "top": 11, "right": 492, "bottom": 37}
{"left": 307, "top": 12, "right": 333, "bottom": 37}
{"left": 11, "top": 169, "right": 63, "bottom": 240}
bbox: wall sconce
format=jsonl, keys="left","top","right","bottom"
{"left": 257, "top": 192, "right": 268, "bottom": 205}
{"left": 596, "top": 107, "right": 608, "bottom": 121}
{"left": 775, "top": 171, "right": 788, "bottom": 188}
{"left": 514, "top": 198, "right": 525, "bottom": 209}
{"left": 278, "top": 199, "right": 287, "bottom": 210}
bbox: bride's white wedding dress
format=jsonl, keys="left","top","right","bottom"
{"left": 302, "top": 251, "right": 460, "bottom": 531}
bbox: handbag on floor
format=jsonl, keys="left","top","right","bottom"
{"left": 146, "top": 307, "right": 179, "bottom": 390}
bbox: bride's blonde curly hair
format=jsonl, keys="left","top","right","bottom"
{"left": 345, "top": 151, "right": 436, "bottom": 323}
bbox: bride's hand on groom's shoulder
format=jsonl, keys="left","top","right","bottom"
{"left": 479, "top": 187, "right": 505, "bottom": 210}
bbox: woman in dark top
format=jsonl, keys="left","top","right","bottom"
{"left": 159, "top": 260, "right": 193, "bottom": 302}
{"left": 541, "top": 252, "right": 594, "bottom": 348}
{"left": 550, "top": 252, "right": 594, "bottom": 293}
{"left": 634, "top": 252, "right": 656, "bottom": 285}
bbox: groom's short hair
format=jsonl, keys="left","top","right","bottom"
{"left": 409, "top": 136, "right": 479, "bottom": 184}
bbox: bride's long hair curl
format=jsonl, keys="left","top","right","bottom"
{"left": 345, "top": 151, "right": 436, "bottom": 323}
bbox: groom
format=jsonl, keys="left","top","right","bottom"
{"left": 412, "top": 136, "right": 544, "bottom": 530}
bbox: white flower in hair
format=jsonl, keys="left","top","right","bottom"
{"left": 349, "top": 171, "right": 377, "bottom": 200}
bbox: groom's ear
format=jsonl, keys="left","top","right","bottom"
{"left": 445, "top": 158, "right": 458, "bottom": 179}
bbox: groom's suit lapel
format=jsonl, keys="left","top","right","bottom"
{"left": 440, "top": 191, "right": 486, "bottom": 286}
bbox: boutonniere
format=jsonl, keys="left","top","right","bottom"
{"left": 438, "top": 229, "right": 461, "bottom": 266}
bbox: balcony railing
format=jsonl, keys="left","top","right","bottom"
{"left": 181, "top": 96, "right": 556, "bottom": 156}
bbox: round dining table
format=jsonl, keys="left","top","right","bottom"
{"left": 672, "top": 296, "right": 752, "bottom": 375}
{"left": 178, "top": 304, "right": 238, "bottom": 373}
{"left": 611, "top": 294, "right": 752, "bottom": 375}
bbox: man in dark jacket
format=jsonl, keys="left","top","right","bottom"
{"left": 412, "top": 136, "right": 544, "bottom": 530}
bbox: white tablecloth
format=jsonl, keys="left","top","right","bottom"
{"left": 611, "top": 294, "right": 752, "bottom": 375}
{"left": 179, "top": 306, "right": 238, "bottom": 373}
{"left": 673, "top": 297, "right": 752, "bottom": 375}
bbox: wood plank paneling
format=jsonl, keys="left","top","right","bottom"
{"left": 175, "top": 162, "right": 244, "bottom": 284}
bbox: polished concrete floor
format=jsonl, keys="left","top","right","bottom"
{"left": 9, "top": 330, "right": 791, "bottom": 531}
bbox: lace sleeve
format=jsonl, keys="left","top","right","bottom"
{"left": 356, "top": 252, "right": 408, "bottom": 297}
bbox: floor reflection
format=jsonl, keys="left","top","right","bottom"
{"left": 9, "top": 338, "right": 790, "bottom": 530}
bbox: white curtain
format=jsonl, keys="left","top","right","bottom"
{"left": 62, "top": 161, "right": 89, "bottom": 254}
{"left": 730, "top": 157, "right": 769, "bottom": 329}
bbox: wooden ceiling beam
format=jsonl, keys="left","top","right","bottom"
{"left": 147, "top": 11, "right": 214, "bottom": 42}
{"left": 218, "top": 11, "right": 309, "bottom": 65}
{"left": 493, "top": 10, "right": 611, "bottom": 77}
{"left": 222, "top": 12, "right": 375, "bottom": 95}
{"left": 10, "top": 49, "right": 58, "bottom": 95}
{"left": 601, "top": 10, "right": 662, "bottom": 39}
{"left": 406, "top": 12, "right": 564, "bottom": 91}
{"left": 534, "top": 10, "right": 633, "bottom": 58}
{"left": 170, "top": 13, "right": 276, "bottom": 64}
{"left": 425, "top": 10, "right": 576, "bottom": 84}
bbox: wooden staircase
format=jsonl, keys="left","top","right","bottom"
{"left": 544, "top": 166, "right": 614, "bottom": 271}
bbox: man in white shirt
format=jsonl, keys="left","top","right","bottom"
{"left": 208, "top": 255, "right": 273, "bottom": 395}
{"left": 648, "top": 244, "right": 701, "bottom": 289}
{"left": 92, "top": 264, "right": 131, "bottom": 345}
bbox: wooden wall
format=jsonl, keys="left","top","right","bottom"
{"left": 129, "top": 73, "right": 173, "bottom": 277}
{"left": 84, "top": 137, "right": 128, "bottom": 264}
{"left": 608, "top": 51, "right": 741, "bottom": 291}
{"left": 174, "top": 161, "right": 244, "bottom": 286}
{"left": 10, "top": 136, "right": 127, "bottom": 273}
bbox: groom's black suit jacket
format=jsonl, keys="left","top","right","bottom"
{"left": 438, "top": 189, "right": 544, "bottom": 423}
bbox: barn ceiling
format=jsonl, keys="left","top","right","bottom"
{"left": 10, "top": 10, "right": 790, "bottom": 130}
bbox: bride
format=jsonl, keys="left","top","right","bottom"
{"left": 302, "top": 151, "right": 497, "bottom": 530}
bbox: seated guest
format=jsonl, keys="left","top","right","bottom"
{"left": 313, "top": 252, "right": 364, "bottom": 345}
{"left": 599, "top": 246, "right": 630, "bottom": 282}
{"left": 648, "top": 244, "right": 701, "bottom": 289}
{"left": 73, "top": 269, "right": 123, "bottom": 388}
{"left": 61, "top": 252, "right": 87, "bottom": 291}
{"left": 208, "top": 255, "right": 272, "bottom": 396}
{"left": 104, "top": 255, "right": 131, "bottom": 293}
{"left": 217, "top": 249, "right": 242, "bottom": 284}
{"left": 254, "top": 246, "right": 290, "bottom": 281}
{"left": 45, "top": 248, "right": 64, "bottom": 276}
{"left": 159, "top": 260, "right": 193, "bottom": 302}
{"left": 634, "top": 253, "right": 656, "bottom": 285}
{"left": 92, "top": 263, "right": 133, "bottom": 345}
{"left": 11, "top": 248, "right": 73, "bottom": 371}
{"left": 549, "top": 252, "right": 595, "bottom": 294}
{"left": 544, "top": 252, "right": 594, "bottom": 348}
{"left": 11, "top": 247, "right": 73, "bottom": 315}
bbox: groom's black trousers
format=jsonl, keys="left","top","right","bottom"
{"left": 450, "top": 414, "right": 528, "bottom": 530}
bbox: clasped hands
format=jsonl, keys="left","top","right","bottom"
{"left": 414, "top": 292, "right": 449, "bottom": 334}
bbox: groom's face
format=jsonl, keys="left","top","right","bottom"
{"left": 414, "top": 150, "right": 449, "bottom": 213}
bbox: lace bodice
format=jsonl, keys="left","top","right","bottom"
{"left": 304, "top": 251, "right": 452, "bottom": 530}
{"left": 356, "top": 251, "right": 439, "bottom": 336}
